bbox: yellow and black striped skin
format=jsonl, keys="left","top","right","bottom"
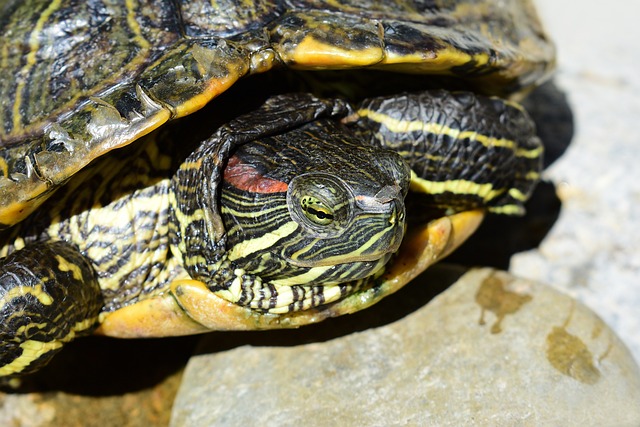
{"left": 0, "top": 129, "right": 185, "bottom": 377}
{"left": 0, "top": 89, "right": 541, "bottom": 377}
{"left": 0, "top": 241, "right": 102, "bottom": 377}
{"left": 0, "top": 92, "right": 410, "bottom": 376}
{"left": 169, "top": 94, "right": 410, "bottom": 313}
{"left": 0, "top": 0, "right": 554, "bottom": 227}
{"left": 348, "top": 90, "right": 543, "bottom": 216}
{"left": 0, "top": 0, "right": 552, "bottom": 377}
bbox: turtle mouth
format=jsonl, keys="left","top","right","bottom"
{"left": 285, "top": 250, "right": 396, "bottom": 268}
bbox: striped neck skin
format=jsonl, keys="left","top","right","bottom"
{"left": 170, "top": 119, "right": 411, "bottom": 312}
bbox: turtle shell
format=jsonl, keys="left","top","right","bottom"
{"left": 0, "top": 0, "right": 554, "bottom": 228}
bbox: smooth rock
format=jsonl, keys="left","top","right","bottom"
{"left": 171, "top": 267, "right": 640, "bottom": 427}
{"left": 512, "top": 0, "right": 640, "bottom": 365}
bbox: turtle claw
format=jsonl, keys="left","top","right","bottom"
{"left": 95, "top": 289, "right": 209, "bottom": 338}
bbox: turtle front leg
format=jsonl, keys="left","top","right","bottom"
{"left": 0, "top": 241, "right": 102, "bottom": 378}
{"left": 345, "top": 90, "right": 543, "bottom": 215}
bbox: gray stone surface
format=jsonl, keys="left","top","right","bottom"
{"left": 0, "top": 370, "right": 183, "bottom": 427}
{"left": 171, "top": 268, "right": 640, "bottom": 427}
{"left": 511, "top": 0, "right": 640, "bottom": 365}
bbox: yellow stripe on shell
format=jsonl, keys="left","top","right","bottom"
{"left": 381, "top": 46, "right": 490, "bottom": 71}
{"left": 264, "top": 282, "right": 345, "bottom": 314}
{"left": 356, "top": 109, "right": 541, "bottom": 159}
{"left": 172, "top": 44, "right": 247, "bottom": 118}
{"left": 11, "top": 0, "right": 63, "bottom": 132}
{"left": 289, "top": 36, "right": 384, "bottom": 68}
{"left": 124, "top": 0, "right": 150, "bottom": 50}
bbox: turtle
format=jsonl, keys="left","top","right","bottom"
{"left": 0, "top": 0, "right": 554, "bottom": 378}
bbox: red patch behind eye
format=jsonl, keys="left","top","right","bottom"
{"left": 223, "top": 155, "right": 289, "bottom": 193}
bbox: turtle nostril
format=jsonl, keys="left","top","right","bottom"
{"left": 356, "top": 185, "right": 403, "bottom": 212}
{"left": 374, "top": 184, "right": 402, "bottom": 204}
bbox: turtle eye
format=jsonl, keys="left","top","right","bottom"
{"left": 301, "top": 196, "right": 334, "bottom": 225}
{"left": 287, "top": 173, "right": 354, "bottom": 237}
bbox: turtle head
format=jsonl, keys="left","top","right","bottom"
{"left": 168, "top": 99, "right": 482, "bottom": 322}
{"left": 284, "top": 169, "right": 407, "bottom": 268}
{"left": 217, "top": 120, "right": 411, "bottom": 307}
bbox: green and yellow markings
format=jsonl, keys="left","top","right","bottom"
{"left": 382, "top": 46, "right": 490, "bottom": 71}
{"left": 356, "top": 108, "right": 541, "bottom": 159}
{"left": 507, "top": 187, "right": 529, "bottom": 202}
{"left": 288, "top": 221, "right": 395, "bottom": 267}
{"left": 409, "top": 172, "right": 530, "bottom": 214}
{"left": 269, "top": 265, "right": 332, "bottom": 287}
{"left": 525, "top": 170, "right": 541, "bottom": 181}
{"left": 56, "top": 185, "right": 171, "bottom": 292}
{"left": 171, "top": 203, "right": 208, "bottom": 231}
{"left": 124, "top": 0, "right": 150, "bottom": 50}
{"left": 516, "top": 144, "right": 543, "bottom": 159}
{"left": 227, "top": 221, "right": 299, "bottom": 261}
{"left": 488, "top": 204, "right": 524, "bottom": 215}
{"left": 0, "top": 157, "right": 9, "bottom": 179}
{"left": 221, "top": 203, "right": 284, "bottom": 221}
{"left": 11, "top": 0, "right": 63, "bottom": 132}
{"left": 0, "top": 237, "right": 26, "bottom": 258}
{"left": 0, "top": 34, "right": 9, "bottom": 69}
{"left": 172, "top": 43, "right": 247, "bottom": 118}
{"left": 0, "top": 340, "right": 63, "bottom": 377}
{"left": 6, "top": 0, "right": 164, "bottom": 139}
{"left": 216, "top": 270, "right": 245, "bottom": 304}
{"left": 211, "top": 265, "right": 342, "bottom": 312}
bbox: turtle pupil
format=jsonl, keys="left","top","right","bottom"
{"left": 301, "top": 196, "right": 334, "bottom": 225}
{"left": 307, "top": 207, "right": 332, "bottom": 220}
